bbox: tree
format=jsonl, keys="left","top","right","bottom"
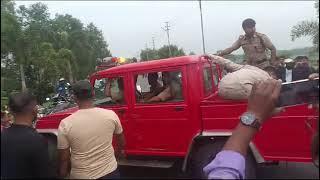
{"left": 51, "top": 15, "right": 111, "bottom": 79}
{"left": 57, "top": 48, "right": 76, "bottom": 83}
{"left": 1, "top": 0, "right": 25, "bottom": 91}
{"left": 291, "top": 1, "right": 319, "bottom": 49}
{"left": 157, "top": 45, "right": 185, "bottom": 59}
{"left": 189, "top": 51, "right": 196, "bottom": 55}
{"left": 140, "top": 45, "right": 186, "bottom": 61}
{"left": 84, "top": 23, "right": 111, "bottom": 76}
{"left": 11, "top": 3, "right": 53, "bottom": 91}
{"left": 1, "top": 0, "right": 19, "bottom": 55}
{"left": 1, "top": 1, "right": 112, "bottom": 103}
{"left": 140, "top": 48, "right": 159, "bottom": 61}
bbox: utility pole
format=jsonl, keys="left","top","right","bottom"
{"left": 152, "top": 36, "right": 156, "bottom": 50}
{"left": 162, "top": 21, "right": 172, "bottom": 57}
{"left": 145, "top": 43, "right": 149, "bottom": 60}
{"left": 199, "top": 0, "right": 206, "bottom": 54}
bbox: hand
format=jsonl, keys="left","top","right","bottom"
{"left": 308, "top": 73, "right": 319, "bottom": 111}
{"left": 309, "top": 73, "right": 319, "bottom": 80}
{"left": 204, "top": 54, "right": 225, "bottom": 63}
{"left": 247, "top": 79, "right": 282, "bottom": 123}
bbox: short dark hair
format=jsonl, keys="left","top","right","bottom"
{"left": 72, "top": 80, "right": 93, "bottom": 100}
{"left": 242, "top": 18, "right": 256, "bottom": 28}
{"left": 294, "top": 55, "right": 309, "bottom": 61}
{"left": 148, "top": 73, "right": 159, "bottom": 82}
{"left": 8, "top": 91, "right": 37, "bottom": 114}
{"left": 263, "top": 66, "right": 277, "bottom": 74}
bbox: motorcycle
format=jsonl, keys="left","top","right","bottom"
{"left": 39, "top": 85, "right": 76, "bottom": 117}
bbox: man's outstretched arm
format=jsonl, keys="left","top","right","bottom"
{"left": 206, "top": 54, "right": 244, "bottom": 72}
{"left": 218, "top": 38, "right": 242, "bottom": 57}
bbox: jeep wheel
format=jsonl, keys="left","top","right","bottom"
{"left": 188, "top": 139, "right": 257, "bottom": 179}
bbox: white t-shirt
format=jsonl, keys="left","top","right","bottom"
{"left": 285, "top": 69, "right": 293, "bottom": 82}
{"left": 57, "top": 107, "right": 123, "bottom": 179}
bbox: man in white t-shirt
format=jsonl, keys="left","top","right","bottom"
{"left": 284, "top": 58, "right": 294, "bottom": 82}
{"left": 57, "top": 80, "right": 125, "bottom": 179}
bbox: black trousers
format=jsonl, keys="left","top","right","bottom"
{"left": 98, "top": 168, "right": 120, "bottom": 179}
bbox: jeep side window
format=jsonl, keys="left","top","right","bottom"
{"left": 93, "top": 77, "right": 125, "bottom": 106}
{"left": 203, "top": 64, "right": 220, "bottom": 96}
{"left": 135, "top": 70, "right": 183, "bottom": 103}
{"left": 211, "top": 65, "right": 219, "bottom": 86}
{"left": 203, "top": 67, "right": 213, "bottom": 96}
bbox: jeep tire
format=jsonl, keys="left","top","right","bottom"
{"left": 188, "top": 139, "right": 257, "bottom": 179}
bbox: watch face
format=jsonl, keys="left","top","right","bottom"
{"left": 241, "top": 112, "right": 255, "bottom": 125}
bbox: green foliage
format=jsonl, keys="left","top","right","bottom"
{"left": 1, "top": 1, "right": 111, "bottom": 104}
{"left": 140, "top": 48, "right": 159, "bottom": 61}
{"left": 189, "top": 51, "right": 196, "bottom": 55}
{"left": 158, "top": 45, "right": 185, "bottom": 59}
{"left": 291, "top": 1, "right": 319, "bottom": 49}
{"left": 1, "top": 0, "right": 19, "bottom": 55}
{"left": 291, "top": 21, "right": 319, "bottom": 48}
{"left": 140, "top": 45, "right": 185, "bottom": 61}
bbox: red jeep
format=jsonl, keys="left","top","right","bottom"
{"left": 36, "top": 55, "right": 317, "bottom": 178}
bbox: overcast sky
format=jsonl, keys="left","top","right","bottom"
{"left": 16, "top": 1, "right": 318, "bottom": 58}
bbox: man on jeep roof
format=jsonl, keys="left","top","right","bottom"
{"left": 217, "top": 18, "right": 277, "bottom": 69}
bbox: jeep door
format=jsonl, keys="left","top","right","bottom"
{"left": 91, "top": 74, "right": 134, "bottom": 150}
{"left": 200, "top": 63, "right": 318, "bottom": 162}
{"left": 129, "top": 66, "right": 192, "bottom": 156}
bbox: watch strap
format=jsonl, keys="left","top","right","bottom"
{"left": 251, "top": 119, "right": 262, "bottom": 130}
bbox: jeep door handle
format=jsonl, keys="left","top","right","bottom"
{"left": 174, "top": 106, "right": 184, "bottom": 111}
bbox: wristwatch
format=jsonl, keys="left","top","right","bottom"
{"left": 240, "top": 112, "right": 262, "bottom": 130}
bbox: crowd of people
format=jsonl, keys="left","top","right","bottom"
{"left": 1, "top": 17, "right": 319, "bottom": 179}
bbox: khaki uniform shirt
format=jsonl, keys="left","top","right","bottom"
{"left": 57, "top": 108, "right": 123, "bottom": 179}
{"left": 211, "top": 56, "right": 271, "bottom": 100}
{"left": 221, "top": 32, "right": 275, "bottom": 69}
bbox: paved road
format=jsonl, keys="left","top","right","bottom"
{"left": 119, "top": 162, "right": 319, "bottom": 179}
{"left": 257, "top": 162, "right": 319, "bottom": 179}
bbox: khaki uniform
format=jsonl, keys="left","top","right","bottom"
{"left": 220, "top": 32, "right": 275, "bottom": 69}
{"left": 211, "top": 56, "right": 271, "bottom": 100}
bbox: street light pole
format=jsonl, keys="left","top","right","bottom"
{"left": 199, "top": 0, "right": 206, "bottom": 54}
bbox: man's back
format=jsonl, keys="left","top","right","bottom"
{"left": 219, "top": 65, "right": 270, "bottom": 99}
{"left": 1, "top": 124, "right": 51, "bottom": 178}
{"left": 57, "top": 107, "right": 123, "bottom": 179}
